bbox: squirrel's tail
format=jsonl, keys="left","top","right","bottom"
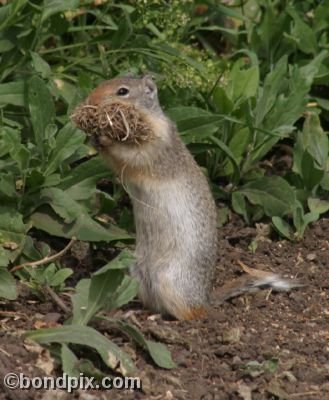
{"left": 215, "top": 261, "right": 303, "bottom": 303}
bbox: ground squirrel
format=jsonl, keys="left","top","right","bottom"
{"left": 71, "top": 76, "right": 299, "bottom": 320}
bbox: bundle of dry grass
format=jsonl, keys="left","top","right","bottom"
{"left": 71, "top": 101, "right": 154, "bottom": 145}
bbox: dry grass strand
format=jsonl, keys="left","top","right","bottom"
{"left": 71, "top": 101, "right": 154, "bottom": 145}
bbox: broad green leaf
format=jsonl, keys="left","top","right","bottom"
{"left": 232, "top": 191, "right": 249, "bottom": 223}
{"left": 80, "top": 269, "right": 124, "bottom": 325}
{"left": 0, "top": 0, "right": 28, "bottom": 30}
{"left": 225, "top": 127, "right": 251, "bottom": 174}
{"left": 167, "top": 107, "right": 213, "bottom": 122}
{"left": 293, "top": 206, "right": 319, "bottom": 239}
{"left": 255, "top": 56, "right": 287, "bottom": 126}
{"left": 108, "top": 319, "right": 176, "bottom": 369}
{"left": 308, "top": 198, "right": 329, "bottom": 215}
{"left": 94, "top": 250, "right": 135, "bottom": 275}
{"left": 0, "top": 81, "right": 25, "bottom": 106}
{"left": 209, "top": 135, "right": 240, "bottom": 183}
{"left": 212, "top": 86, "right": 234, "bottom": 114}
{"left": 0, "top": 248, "right": 10, "bottom": 267}
{"left": 287, "top": 7, "right": 317, "bottom": 55}
{"left": 108, "top": 275, "right": 139, "bottom": 311}
{"left": 25, "top": 325, "right": 136, "bottom": 376}
{"left": 314, "top": 0, "right": 329, "bottom": 32}
{"left": 0, "top": 173, "right": 16, "bottom": 198}
{"left": 71, "top": 279, "right": 90, "bottom": 324}
{"left": 51, "top": 268, "right": 73, "bottom": 287}
{"left": 61, "top": 344, "right": 80, "bottom": 378}
{"left": 272, "top": 217, "right": 292, "bottom": 240}
{"left": 238, "top": 177, "right": 296, "bottom": 217}
{"left": 30, "top": 208, "right": 131, "bottom": 242}
{"left": 28, "top": 76, "right": 55, "bottom": 156}
{"left": 45, "top": 123, "right": 86, "bottom": 176}
{"left": 60, "top": 156, "right": 109, "bottom": 192}
{"left": 227, "top": 59, "right": 259, "bottom": 102}
{"left": 146, "top": 340, "right": 176, "bottom": 369}
{"left": 0, "top": 127, "right": 21, "bottom": 157}
{"left": 0, "top": 268, "right": 17, "bottom": 300}
{"left": 40, "top": 188, "right": 78, "bottom": 223}
{"left": 300, "top": 112, "right": 328, "bottom": 169}
{"left": 0, "top": 207, "right": 27, "bottom": 263}
{"left": 72, "top": 251, "right": 135, "bottom": 324}
{"left": 166, "top": 107, "right": 223, "bottom": 140}
{"left": 263, "top": 52, "right": 327, "bottom": 133}
{"left": 300, "top": 151, "right": 324, "bottom": 191}
{"left": 213, "top": 3, "right": 246, "bottom": 21}
{"left": 41, "top": 0, "right": 80, "bottom": 22}
{"left": 38, "top": 188, "right": 131, "bottom": 241}
{"left": 31, "top": 52, "right": 52, "bottom": 79}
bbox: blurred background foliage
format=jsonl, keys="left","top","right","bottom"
{"left": 0, "top": 0, "right": 329, "bottom": 293}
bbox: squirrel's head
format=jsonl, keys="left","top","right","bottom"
{"left": 86, "top": 75, "right": 162, "bottom": 113}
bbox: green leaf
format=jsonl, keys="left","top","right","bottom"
{"left": 0, "top": 207, "right": 27, "bottom": 263}
{"left": 108, "top": 275, "right": 139, "bottom": 311}
{"left": 60, "top": 156, "right": 109, "bottom": 193}
{"left": 41, "top": 0, "right": 80, "bottom": 22}
{"left": 272, "top": 217, "right": 292, "bottom": 240}
{"left": 166, "top": 107, "right": 223, "bottom": 140}
{"left": 212, "top": 86, "right": 233, "bottom": 114}
{"left": 0, "top": 268, "right": 17, "bottom": 300}
{"left": 94, "top": 250, "right": 135, "bottom": 275}
{"left": 0, "top": 248, "right": 10, "bottom": 267}
{"left": 45, "top": 123, "right": 86, "bottom": 176}
{"left": 71, "top": 279, "right": 90, "bottom": 324}
{"left": 209, "top": 135, "right": 240, "bottom": 183}
{"left": 293, "top": 206, "right": 319, "bottom": 239}
{"left": 28, "top": 76, "right": 55, "bottom": 156}
{"left": 225, "top": 127, "right": 251, "bottom": 175}
{"left": 61, "top": 344, "right": 80, "bottom": 378}
{"left": 30, "top": 208, "right": 131, "bottom": 242}
{"left": 300, "top": 112, "right": 328, "bottom": 169}
{"left": 36, "top": 188, "right": 131, "bottom": 242}
{"left": 232, "top": 191, "right": 249, "bottom": 223}
{"left": 308, "top": 198, "right": 329, "bottom": 215}
{"left": 238, "top": 177, "right": 296, "bottom": 217}
{"left": 0, "top": 173, "right": 16, "bottom": 199}
{"left": 300, "top": 151, "right": 324, "bottom": 191}
{"left": 0, "top": 81, "right": 25, "bottom": 107}
{"left": 81, "top": 269, "right": 124, "bottom": 325}
{"left": 107, "top": 319, "right": 176, "bottom": 369}
{"left": 0, "top": 127, "right": 21, "bottom": 157}
{"left": 314, "top": 0, "right": 329, "bottom": 33}
{"left": 31, "top": 52, "right": 52, "bottom": 79}
{"left": 51, "top": 268, "right": 73, "bottom": 287}
{"left": 227, "top": 59, "right": 259, "bottom": 102}
{"left": 72, "top": 251, "right": 135, "bottom": 324}
{"left": 287, "top": 6, "right": 317, "bottom": 55}
{"left": 9, "top": 144, "right": 30, "bottom": 172}
{"left": 25, "top": 325, "right": 136, "bottom": 376}
{"left": 255, "top": 56, "right": 287, "bottom": 127}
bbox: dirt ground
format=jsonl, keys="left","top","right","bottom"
{"left": 0, "top": 216, "right": 328, "bottom": 400}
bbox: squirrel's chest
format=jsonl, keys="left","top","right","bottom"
{"left": 129, "top": 179, "right": 191, "bottom": 222}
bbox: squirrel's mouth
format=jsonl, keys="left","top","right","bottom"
{"left": 70, "top": 100, "right": 154, "bottom": 145}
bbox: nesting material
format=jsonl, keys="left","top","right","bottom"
{"left": 70, "top": 101, "right": 154, "bottom": 145}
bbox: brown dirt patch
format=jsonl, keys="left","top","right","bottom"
{"left": 0, "top": 217, "right": 328, "bottom": 400}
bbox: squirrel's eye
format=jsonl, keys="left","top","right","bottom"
{"left": 116, "top": 87, "right": 129, "bottom": 96}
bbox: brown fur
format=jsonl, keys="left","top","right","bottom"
{"left": 71, "top": 76, "right": 218, "bottom": 320}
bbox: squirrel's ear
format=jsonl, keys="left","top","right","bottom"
{"left": 142, "top": 75, "right": 157, "bottom": 97}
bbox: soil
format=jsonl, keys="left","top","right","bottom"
{"left": 0, "top": 216, "right": 328, "bottom": 400}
